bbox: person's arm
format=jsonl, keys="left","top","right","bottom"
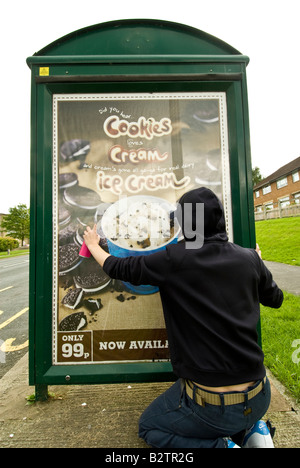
{"left": 256, "top": 255, "right": 283, "bottom": 308}
{"left": 84, "top": 224, "right": 171, "bottom": 286}
{"left": 83, "top": 225, "right": 111, "bottom": 267}
{"left": 253, "top": 242, "right": 283, "bottom": 308}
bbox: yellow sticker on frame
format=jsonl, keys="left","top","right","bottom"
{"left": 39, "top": 67, "right": 49, "bottom": 76}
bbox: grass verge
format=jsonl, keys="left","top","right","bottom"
{"left": 255, "top": 217, "right": 300, "bottom": 266}
{"left": 261, "top": 291, "right": 300, "bottom": 403}
{"left": 0, "top": 249, "right": 29, "bottom": 259}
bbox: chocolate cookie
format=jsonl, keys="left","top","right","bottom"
{"left": 61, "top": 287, "right": 84, "bottom": 309}
{"left": 60, "top": 139, "right": 90, "bottom": 163}
{"left": 94, "top": 203, "right": 112, "bottom": 223}
{"left": 59, "top": 311, "right": 87, "bottom": 331}
{"left": 64, "top": 185, "right": 101, "bottom": 211}
{"left": 59, "top": 221, "right": 80, "bottom": 246}
{"left": 83, "top": 298, "right": 103, "bottom": 315}
{"left": 95, "top": 203, "right": 112, "bottom": 252}
{"left": 59, "top": 243, "right": 82, "bottom": 275}
{"left": 73, "top": 224, "right": 85, "bottom": 248}
{"left": 74, "top": 257, "right": 111, "bottom": 293}
{"left": 58, "top": 205, "right": 71, "bottom": 227}
{"left": 59, "top": 172, "right": 78, "bottom": 190}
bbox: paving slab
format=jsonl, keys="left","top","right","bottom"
{"left": 264, "top": 261, "right": 300, "bottom": 296}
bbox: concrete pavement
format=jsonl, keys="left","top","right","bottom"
{"left": 264, "top": 261, "right": 300, "bottom": 296}
{"left": 0, "top": 351, "right": 299, "bottom": 448}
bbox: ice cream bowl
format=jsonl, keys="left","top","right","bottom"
{"left": 101, "top": 195, "right": 180, "bottom": 294}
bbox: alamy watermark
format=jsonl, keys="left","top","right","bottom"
{"left": 292, "top": 339, "right": 300, "bottom": 365}
{"left": 175, "top": 202, "right": 204, "bottom": 250}
{"left": 101, "top": 196, "right": 204, "bottom": 251}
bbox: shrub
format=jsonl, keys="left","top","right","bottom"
{"left": 0, "top": 237, "right": 19, "bottom": 252}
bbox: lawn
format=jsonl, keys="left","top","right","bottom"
{"left": 261, "top": 292, "right": 300, "bottom": 403}
{"left": 255, "top": 217, "right": 300, "bottom": 401}
{"left": 255, "top": 217, "right": 300, "bottom": 402}
{"left": 0, "top": 248, "right": 29, "bottom": 259}
{"left": 255, "top": 217, "right": 300, "bottom": 266}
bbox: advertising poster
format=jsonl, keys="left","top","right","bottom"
{"left": 52, "top": 92, "right": 232, "bottom": 366}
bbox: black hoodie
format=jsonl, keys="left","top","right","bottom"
{"left": 103, "top": 188, "right": 283, "bottom": 386}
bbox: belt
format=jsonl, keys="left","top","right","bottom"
{"left": 185, "top": 377, "right": 266, "bottom": 407}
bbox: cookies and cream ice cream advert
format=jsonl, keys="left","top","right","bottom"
{"left": 52, "top": 93, "right": 232, "bottom": 365}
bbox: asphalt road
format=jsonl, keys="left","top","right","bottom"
{"left": 0, "top": 255, "right": 29, "bottom": 378}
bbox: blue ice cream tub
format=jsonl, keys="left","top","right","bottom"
{"left": 101, "top": 195, "right": 180, "bottom": 295}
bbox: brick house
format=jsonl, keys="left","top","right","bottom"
{"left": 0, "top": 213, "right": 8, "bottom": 238}
{"left": 253, "top": 156, "right": 300, "bottom": 216}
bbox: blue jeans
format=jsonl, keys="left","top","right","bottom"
{"left": 139, "top": 378, "right": 271, "bottom": 448}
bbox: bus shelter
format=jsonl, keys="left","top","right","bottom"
{"left": 27, "top": 19, "right": 255, "bottom": 399}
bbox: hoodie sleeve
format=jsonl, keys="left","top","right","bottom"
{"left": 257, "top": 257, "right": 284, "bottom": 308}
{"left": 103, "top": 248, "right": 172, "bottom": 286}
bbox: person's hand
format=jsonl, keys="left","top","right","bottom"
{"left": 83, "top": 224, "right": 100, "bottom": 249}
{"left": 255, "top": 243, "right": 262, "bottom": 259}
{"left": 83, "top": 224, "right": 110, "bottom": 267}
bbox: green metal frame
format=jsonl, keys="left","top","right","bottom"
{"left": 27, "top": 20, "right": 257, "bottom": 393}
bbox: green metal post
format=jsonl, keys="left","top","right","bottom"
{"left": 35, "top": 384, "right": 48, "bottom": 401}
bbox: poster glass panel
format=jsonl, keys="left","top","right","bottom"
{"left": 52, "top": 92, "right": 232, "bottom": 366}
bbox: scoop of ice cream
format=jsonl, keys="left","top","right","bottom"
{"left": 103, "top": 199, "right": 174, "bottom": 250}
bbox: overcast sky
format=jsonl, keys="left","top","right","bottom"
{"left": 0, "top": 0, "right": 299, "bottom": 213}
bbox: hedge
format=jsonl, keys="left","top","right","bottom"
{"left": 0, "top": 237, "right": 19, "bottom": 252}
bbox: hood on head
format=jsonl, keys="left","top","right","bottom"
{"left": 176, "top": 187, "right": 228, "bottom": 243}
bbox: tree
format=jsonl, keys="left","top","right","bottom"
{"left": 1, "top": 204, "right": 30, "bottom": 246}
{"left": 252, "top": 167, "right": 263, "bottom": 187}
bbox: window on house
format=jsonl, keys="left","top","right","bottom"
{"left": 279, "top": 196, "right": 290, "bottom": 207}
{"left": 294, "top": 192, "right": 300, "bottom": 204}
{"left": 262, "top": 185, "right": 271, "bottom": 195}
{"left": 277, "top": 177, "right": 288, "bottom": 189}
{"left": 255, "top": 190, "right": 260, "bottom": 198}
{"left": 292, "top": 171, "right": 299, "bottom": 183}
{"left": 265, "top": 202, "right": 274, "bottom": 210}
